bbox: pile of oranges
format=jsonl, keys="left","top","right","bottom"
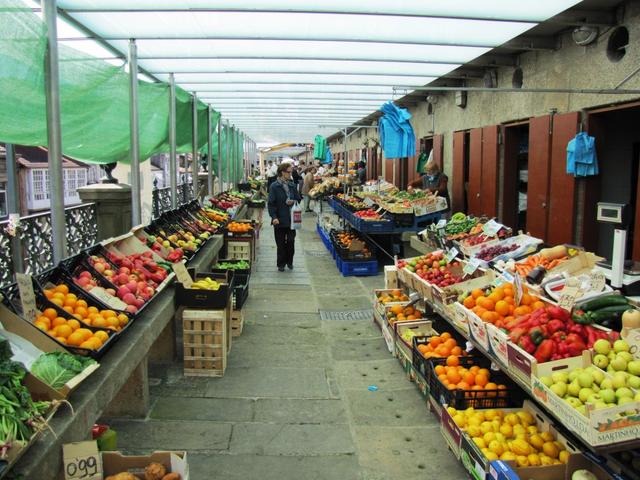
{"left": 227, "top": 222, "right": 253, "bottom": 234}
{"left": 416, "top": 332, "right": 464, "bottom": 359}
{"left": 433, "top": 361, "right": 508, "bottom": 397}
{"left": 43, "top": 284, "right": 129, "bottom": 331}
{"left": 386, "top": 304, "right": 422, "bottom": 324}
{"left": 376, "top": 289, "right": 409, "bottom": 304}
{"left": 461, "top": 284, "right": 546, "bottom": 329}
{"left": 33, "top": 307, "right": 109, "bottom": 350}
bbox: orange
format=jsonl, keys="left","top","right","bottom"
{"left": 94, "top": 330, "right": 109, "bottom": 343}
{"left": 438, "top": 373, "right": 449, "bottom": 383}
{"left": 63, "top": 297, "right": 77, "bottom": 308}
{"left": 79, "top": 340, "right": 96, "bottom": 350}
{"left": 52, "top": 292, "right": 65, "bottom": 300}
{"left": 446, "top": 355, "right": 460, "bottom": 367}
{"left": 92, "top": 317, "right": 108, "bottom": 328}
{"left": 390, "top": 305, "right": 404, "bottom": 315}
{"left": 463, "top": 371, "right": 476, "bottom": 386}
{"left": 404, "top": 306, "right": 414, "bottom": 315}
{"left": 55, "top": 324, "right": 72, "bottom": 338}
{"left": 481, "top": 311, "right": 497, "bottom": 324}
{"left": 444, "top": 338, "right": 457, "bottom": 350}
{"left": 457, "top": 381, "right": 471, "bottom": 390}
{"left": 43, "top": 308, "right": 58, "bottom": 320}
{"left": 478, "top": 368, "right": 490, "bottom": 377}
{"left": 495, "top": 300, "right": 510, "bottom": 316}
{"left": 475, "top": 374, "right": 489, "bottom": 387}
{"left": 492, "top": 287, "right": 505, "bottom": 300}
{"left": 478, "top": 297, "right": 495, "bottom": 311}
{"left": 504, "top": 296, "right": 515, "bottom": 305}
{"left": 463, "top": 296, "right": 476, "bottom": 309}
{"left": 76, "top": 328, "right": 93, "bottom": 341}
{"left": 520, "top": 293, "right": 532, "bottom": 306}
{"left": 471, "top": 289, "right": 484, "bottom": 299}
{"left": 74, "top": 307, "right": 88, "bottom": 319}
{"left": 469, "top": 366, "right": 480, "bottom": 374}
{"left": 76, "top": 299, "right": 88, "bottom": 309}
{"left": 513, "top": 306, "right": 532, "bottom": 317}
{"left": 429, "top": 336, "right": 442, "bottom": 348}
{"left": 447, "top": 369, "right": 462, "bottom": 384}
{"left": 440, "top": 332, "right": 452, "bottom": 340}
{"left": 105, "top": 317, "right": 120, "bottom": 329}
{"left": 52, "top": 317, "right": 67, "bottom": 328}
{"left": 54, "top": 284, "right": 69, "bottom": 294}
{"left": 488, "top": 293, "right": 502, "bottom": 304}
{"left": 63, "top": 306, "right": 74, "bottom": 314}
{"left": 34, "top": 320, "right": 49, "bottom": 331}
{"left": 434, "top": 365, "right": 446, "bottom": 376}
{"left": 44, "top": 289, "right": 54, "bottom": 299}
{"left": 472, "top": 306, "right": 487, "bottom": 317}
{"left": 451, "top": 346, "right": 463, "bottom": 356}
{"left": 67, "top": 331, "right": 85, "bottom": 346}
{"left": 67, "top": 319, "right": 81, "bottom": 331}
{"left": 87, "top": 306, "right": 99, "bottom": 314}
{"left": 55, "top": 336, "right": 67, "bottom": 344}
{"left": 36, "top": 315, "right": 50, "bottom": 325}
{"left": 418, "top": 344, "right": 429, "bottom": 354}
{"left": 66, "top": 293, "right": 77, "bottom": 301}
{"left": 50, "top": 298, "right": 64, "bottom": 307}
{"left": 532, "top": 301, "right": 545, "bottom": 310}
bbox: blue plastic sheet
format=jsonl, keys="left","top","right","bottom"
{"left": 378, "top": 102, "right": 416, "bottom": 158}
{"left": 567, "top": 132, "right": 599, "bottom": 177}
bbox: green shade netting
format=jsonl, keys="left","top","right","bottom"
{"left": 0, "top": 0, "right": 221, "bottom": 165}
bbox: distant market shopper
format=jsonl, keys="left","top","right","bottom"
{"left": 302, "top": 166, "right": 317, "bottom": 212}
{"left": 268, "top": 163, "right": 302, "bottom": 271}
{"left": 409, "top": 159, "right": 450, "bottom": 210}
{"left": 266, "top": 160, "right": 277, "bottom": 188}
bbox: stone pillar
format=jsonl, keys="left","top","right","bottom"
{"left": 103, "top": 357, "right": 150, "bottom": 418}
{"left": 77, "top": 183, "right": 133, "bottom": 241}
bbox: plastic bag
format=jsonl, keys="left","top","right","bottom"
{"left": 291, "top": 202, "right": 302, "bottom": 230}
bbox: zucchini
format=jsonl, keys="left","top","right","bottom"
{"left": 589, "top": 305, "right": 629, "bottom": 322}
{"left": 580, "top": 295, "right": 628, "bottom": 311}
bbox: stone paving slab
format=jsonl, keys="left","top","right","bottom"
{"left": 229, "top": 423, "right": 356, "bottom": 456}
{"left": 226, "top": 341, "right": 332, "bottom": 368}
{"left": 344, "top": 388, "right": 436, "bottom": 427}
{"left": 333, "top": 359, "right": 414, "bottom": 391}
{"left": 239, "top": 324, "right": 326, "bottom": 345}
{"left": 187, "top": 453, "right": 362, "bottom": 480}
{"left": 205, "top": 367, "right": 334, "bottom": 399}
{"left": 323, "top": 319, "right": 382, "bottom": 340}
{"left": 330, "top": 337, "right": 392, "bottom": 361}
{"left": 353, "top": 426, "right": 464, "bottom": 480}
{"left": 150, "top": 396, "right": 254, "bottom": 422}
{"left": 243, "top": 289, "right": 318, "bottom": 312}
{"left": 109, "top": 419, "right": 232, "bottom": 451}
{"left": 317, "top": 295, "right": 374, "bottom": 311}
{"left": 254, "top": 398, "right": 347, "bottom": 424}
{"left": 243, "top": 311, "right": 321, "bottom": 327}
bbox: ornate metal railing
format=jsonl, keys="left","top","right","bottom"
{"left": 179, "top": 182, "right": 193, "bottom": 204}
{"left": 0, "top": 203, "right": 98, "bottom": 287}
{"left": 152, "top": 181, "right": 194, "bottom": 219}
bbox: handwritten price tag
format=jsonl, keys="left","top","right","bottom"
{"left": 482, "top": 219, "right": 503, "bottom": 236}
{"left": 514, "top": 273, "right": 524, "bottom": 306}
{"left": 63, "top": 441, "right": 102, "bottom": 480}
{"left": 15, "top": 274, "right": 38, "bottom": 321}
{"left": 172, "top": 261, "right": 193, "bottom": 288}
{"left": 589, "top": 271, "right": 606, "bottom": 292}
{"left": 445, "top": 247, "right": 459, "bottom": 263}
{"left": 363, "top": 197, "right": 375, "bottom": 207}
{"left": 558, "top": 286, "right": 581, "bottom": 311}
{"left": 436, "top": 219, "right": 447, "bottom": 229}
{"left": 89, "top": 287, "right": 127, "bottom": 311}
{"left": 463, "top": 258, "right": 481, "bottom": 277}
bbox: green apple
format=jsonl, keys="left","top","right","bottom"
{"left": 579, "top": 388, "right": 594, "bottom": 403}
{"left": 612, "top": 372, "right": 628, "bottom": 389}
{"left": 628, "top": 360, "right": 640, "bottom": 376}
{"left": 618, "top": 351, "right": 634, "bottom": 363}
{"left": 600, "top": 388, "right": 616, "bottom": 404}
{"left": 539, "top": 376, "right": 554, "bottom": 388}
{"left": 590, "top": 368, "right": 605, "bottom": 385}
{"left": 635, "top": 392, "right": 640, "bottom": 402}
{"left": 614, "top": 339, "right": 630, "bottom": 353}
{"left": 611, "top": 357, "right": 628, "bottom": 372}
{"left": 593, "top": 339, "right": 611, "bottom": 355}
{"left": 617, "top": 396, "right": 636, "bottom": 415}
{"left": 586, "top": 393, "right": 602, "bottom": 404}
{"left": 568, "top": 370, "right": 581, "bottom": 383}
{"left": 550, "top": 383, "right": 567, "bottom": 397}
{"left": 593, "top": 354, "right": 609, "bottom": 369}
{"left": 578, "top": 372, "right": 594, "bottom": 388}
{"left": 565, "top": 397, "right": 583, "bottom": 409}
{"left": 600, "top": 378, "right": 613, "bottom": 390}
{"left": 552, "top": 372, "right": 569, "bottom": 384}
{"left": 576, "top": 405, "right": 587, "bottom": 416}
{"left": 608, "top": 351, "right": 616, "bottom": 360}
{"left": 627, "top": 375, "right": 640, "bottom": 389}
{"left": 567, "top": 380, "right": 582, "bottom": 397}
{"left": 594, "top": 401, "right": 609, "bottom": 410}
{"left": 591, "top": 384, "right": 600, "bottom": 393}
{"left": 615, "top": 387, "right": 634, "bottom": 400}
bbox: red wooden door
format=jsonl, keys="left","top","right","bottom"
{"left": 385, "top": 158, "right": 394, "bottom": 183}
{"left": 502, "top": 125, "right": 520, "bottom": 230}
{"left": 481, "top": 126, "right": 499, "bottom": 217}
{"left": 528, "top": 115, "right": 552, "bottom": 241}
{"left": 376, "top": 148, "right": 382, "bottom": 179}
{"left": 452, "top": 131, "right": 466, "bottom": 213}
{"left": 433, "top": 134, "right": 444, "bottom": 170}
{"left": 468, "top": 128, "right": 483, "bottom": 215}
{"left": 548, "top": 112, "right": 579, "bottom": 245}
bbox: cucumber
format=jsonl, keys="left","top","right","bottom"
{"left": 580, "top": 295, "right": 629, "bottom": 311}
{"left": 589, "top": 305, "right": 629, "bottom": 322}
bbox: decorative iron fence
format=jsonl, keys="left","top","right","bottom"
{"left": 152, "top": 181, "right": 194, "bottom": 219}
{"left": 0, "top": 203, "right": 98, "bottom": 287}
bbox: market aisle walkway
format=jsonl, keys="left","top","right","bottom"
{"left": 108, "top": 211, "right": 465, "bottom": 480}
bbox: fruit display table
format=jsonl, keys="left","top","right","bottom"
{"left": 11, "top": 236, "right": 224, "bottom": 479}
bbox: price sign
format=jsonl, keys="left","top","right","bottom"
{"left": 463, "top": 258, "right": 481, "bottom": 277}
{"left": 363, "top": 197, "right": 375, "bottom": 207}
{"left": 63, "top": 441, "right": 102, "bottom": 480}
{"left": 558, "top": 286, "right": 581, "bottom": 311}
{"left": 445, "top": 247, "right": 459, "bottom": 263}
{"left": 514, "top": 273, "right": 524, "bottom": 306}
{"left": 89, "top": 287, "right": 127, "bottom": 310}
{"left": 589, "top": 271, "right": 606, "bottom": 293}
{"left": 436, "top": 219, "right": 447, "bottom": 229}
{"left": 15, "top": 274, "right": 37, "bottom": 321}
{"left": 482, "top": 219, "right": 503, "bottom": 236}
{"left": 172, "top": 261, "right": 193, "bottom": 288}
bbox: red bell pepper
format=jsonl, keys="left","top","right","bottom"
{"left": 547, "top": 305, "right": 570, "bottom": 322}
{"left": 534, "top": 339, "right": 556, "bottom": 363}
{"left": 518, "top": 335, "right": 537, "bottom": 355}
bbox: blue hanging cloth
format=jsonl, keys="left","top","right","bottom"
{"left": 378, "top": 102, "right": 416, "bottom": 158}
{"left": 324, "top": 147, "right": 333, "bottom": 165}
{"left": 313, "top": 135, "right": 327, "bottom": 161}
{"left": 567, "top": 132, "right": 599, "bottom": 177}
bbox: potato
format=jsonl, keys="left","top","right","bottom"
{"left": 161, "top": 474, "right": 181, "bottom": 480}
{"left": 144, "top": 462, "right": 167, "bottom": 480}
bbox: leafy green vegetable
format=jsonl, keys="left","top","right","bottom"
{"left": 214, "top": 260, "right": 250, "bottom": 270}
{"left": 31, "top": 352, "right": 96, "bottom": 390}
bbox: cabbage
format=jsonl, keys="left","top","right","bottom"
{"left": 31, "top": 352, "right": 96, "bottom": 389}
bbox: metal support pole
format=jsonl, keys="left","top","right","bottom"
{"left": 43, "top": 0, "right": 68, "bottom": 262}
{"left": 207, "top": 107, "right": 213, "bottom": 197}
{"left": 217, "top": 117, "right": 223, "bottom": 194}
{"left": 128, "top": 39, "right": 142, "bottom": 226}
{"left": 192, "top": 93, "right": 199, "bottom": 201}
{"left": 5, "top": 144, "right": 24, "bottom": 273}
{"left": 225, "top": 121, "right": 231, "bottom": 190}
{"left": 343, "top": 128, "right": 348, "bottom": 195}
{"left": 169, "top": 74, "right": 177, "bottom": 209}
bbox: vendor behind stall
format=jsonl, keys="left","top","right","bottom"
{"left": 408, "top": 159, "right": 450, "bottom": 211}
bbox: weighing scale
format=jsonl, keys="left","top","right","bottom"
{"left": 594, "top": 202, "right": 640, "bottom": 294}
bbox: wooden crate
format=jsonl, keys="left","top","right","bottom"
{"left": 182, "top": 308, "right": 227, "bottom": 377}
{"left": 231, "top": 309, "right": 244, "bottom": 337}
{"left": 226, "top": 238, "right": 254, "bottom": 262}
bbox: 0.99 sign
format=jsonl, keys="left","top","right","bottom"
{"left": 65, "top": 455, "right": 99, "bottom": 479}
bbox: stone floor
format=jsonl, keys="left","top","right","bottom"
{"left": 110, "top": 210, "right": 466, "bottom": 479}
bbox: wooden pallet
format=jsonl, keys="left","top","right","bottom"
{"left": 231, "top": 309, "right": 244, "bottom": 337}
{"left": 182, "top": 308, "right": 227, "bottom": 377}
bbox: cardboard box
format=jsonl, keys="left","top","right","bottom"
{"left": 564, "top": 454, "right": 619, "bottom": 480}
{"left": 467, "top": 309, "right": 491, "bottom": 352}
{"left": 450, "top": 302, "right": 471, "bottom": 336}
{"left": 102, "top": 450, "right": 189, "bottom": 479}
{"left": 372, "top": 289, "right": 410, "bottom": 319}
{"left": 486, "top": 323, "right": 510, "bottom": 368}
{"left": 431, "top": 269, "right": 494, "bottom": 310}
{"left": 394, "top": 320, "right": 435, "bottom": 362}
{"left": 530, "top": 351, "right": 640, "bottom": 447}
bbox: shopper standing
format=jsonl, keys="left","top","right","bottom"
{"left": 268, "top": 163, "right": 302, "bottom": 271}
{"left": 357, "top": 161, "right": 367, "bottom": 185}
{"left": 266, "top": 160, "right": 277, "bottom": 188}
{"left": 302, "top": 167, "right": 317, "bottom": 212}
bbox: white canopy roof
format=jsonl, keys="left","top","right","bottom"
{"left": 54, "top": 0, "right": 582, "bottom": 143}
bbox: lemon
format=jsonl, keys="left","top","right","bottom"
{"left": 500, "top": 451, "right": 517, "bottom": 461}
{"left": 559, "top": 450, "right": 570, "bottom": 464}
{"left": 540, "top": 431, "right": 555, "bottom": 442}
{"left": 516, "top": 455, "right": 530, "bottom": 467}
{"left": 467, "top": 425, "right": 481, "bottom": 438}
{"left": 540, "top": 455, "right": 553, "bottom": 466}
{"left": 505, "top": 413, "right": 520, "bottom": 426}
{"left": 483, "top": 432, "right": 496, "bottom": 444}
{"left": 517, "top": 411, "right": 535, "bottom": 426}
{"left": 488, "top": 440, "right": 504, "bottom": 457}
{"left": 480, "top": 422, "right": 494, "bottom": 435}
{"left": 542, "top": 441, "right": 560, "bottom": 459}
{"left": 473, "top": 437, "right": 487, "bottom": 449}
{"left": 453, "top": 414, "right": 466, "bottom": 427}
{"left": 499, "top": 423, "right": 514, "bottom": 439}
{"left": 527, "top": 454, "right": 541, "bottom": 466}
{"left": 512, "top": 424, "right": 526, "bottom": 436}
{"left": 484, "top": 451, "right": 499, "bottom": 461}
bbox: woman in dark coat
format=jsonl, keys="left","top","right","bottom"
{"left": 268, "top": 163, "right": 302, "bottom": 271}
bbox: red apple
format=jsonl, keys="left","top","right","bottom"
{"left": 122, "top": 292, "right": 137, "bottom": 305}
{"left": 125, "top": 304, "right": 138, "bottom": 314}
{"left": 125, "top": 281, "right": 138, "bottom": 293}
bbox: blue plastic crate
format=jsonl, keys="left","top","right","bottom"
{"left": 338, "top": 258, "right": 378, "bottom": 277}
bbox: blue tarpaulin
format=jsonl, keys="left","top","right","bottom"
{"left": 567, "top": 132, "right": 599, "bottom": 177}
{"left": 324, "top": 147, "right": 333, "bottom": 164}
{"left": 378, "top": 102, "right": 416, "bottom": 158}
